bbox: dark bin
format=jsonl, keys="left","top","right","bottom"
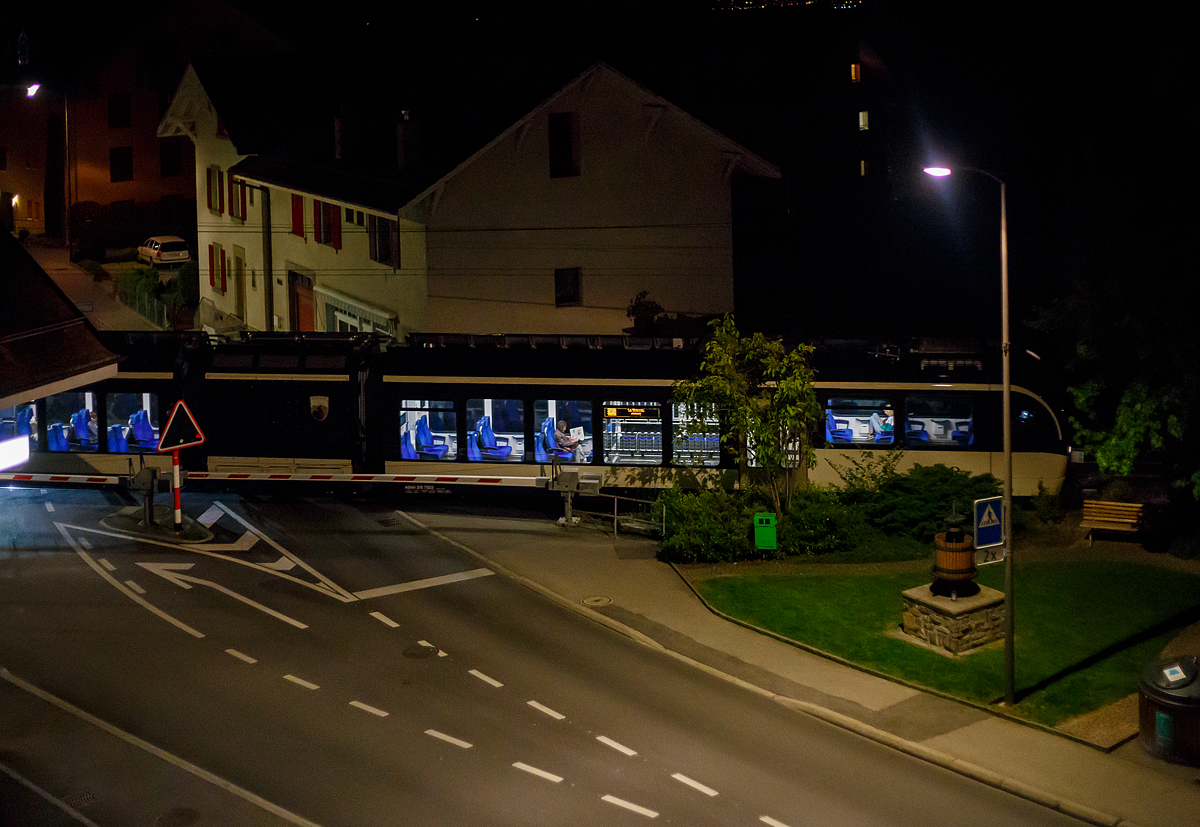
{"left": 1139, "top": 655, "right": 1200, "bottom": 766}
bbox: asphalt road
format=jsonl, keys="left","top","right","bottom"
{"left": 0, "top": 488, "right": 1082, "bottom": 826}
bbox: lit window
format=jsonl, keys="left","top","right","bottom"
{"left": 534, "top": 400, "right": 591, "bottom": 464}
{"left": 466, "top": 398, "right": 525, "bottom": 462}
{"left": 850, "top": 62, "right": 862, "bottom": 82}
{"left": 860, "top": 160, "right": 868, "bottom": 176}
{"left": 858, "top": 111, "right": 869, "bottom": 131}
{"left": 671, "top": 403, "right": 719, "bottom": 467}
{"left": 604, "top": 401, "right": 662, "bottom": 465}
{"left": 824, "top": 398, "right": 894, "bottom": 447}
{"left": 397, "top": 400, "right": 456, "bottom": 461}
{"left": 905, "top": 396, "right": 974, "bottom": 448}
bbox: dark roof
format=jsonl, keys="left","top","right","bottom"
{"left": 0, "top": 235, "right": 120, "bottom": 409}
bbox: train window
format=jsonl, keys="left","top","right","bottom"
{"left": 1012, "top": 395, "right": 1061, "bottom": 452}
{"left": 260, "top": 354, "right": 300, "bottom": 369}
{"left": 108, "top": 392, "right": 160, "bottom": 453}
{"left": 603, "top": 401, "right": 662, "bottom": 465}
{"left": 671, "top": 403, "right": 719, "bottom": 466}
{"left": 398, "top": 399, "right": 456, "bottom": 461}
{"left": 824, "top": 398, "right": 894, "bottom": 446}
{"left": 212, "top": 353, "right": 254, "bottom": 368}
{"left": 305, "top": 354, "right": 346, "bottom": 371}
{"left": 534, "top": 399, "right": 592, "bottom": 463}
{"left": 0, "top": 403, "right": 37, "bottom": 450}
{"left": 904, "top": 395, "right": 974, "bottom": 448}
{"left": 466, "top": 398, "right": 525, "bottom": 462}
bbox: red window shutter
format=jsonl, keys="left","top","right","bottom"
{"left": 208, "top": 245, "right": 215, "bottom": 286}
{"left": 220, "top": 248, "right": 227, "bottom": 292}
{"left": 313, "top": 199, "right": 323, "bottom": 243}
{"left": 331, "top": 205, "right": 341, "bottom": 250}
{"left": 217, "top": 171, "right": 225, "bottom": 214}
{"left": 292, "top": 194, "right": 303, "bottom": 237}
{"left": 228, "top": 176, "right": 235, "bottom": 218}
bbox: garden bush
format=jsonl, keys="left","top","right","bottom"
{"left": 659, "top": 487, "right": 760, "bottom": 563}
{"left": 843, "top": 463, "right": 1001, "bottom": 542}
{"left": 779, "top": 487, "right": 865, "bottom": 556}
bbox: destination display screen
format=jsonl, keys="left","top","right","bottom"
{"left": 604, "top": 406, "right": 661, "bottom": 419}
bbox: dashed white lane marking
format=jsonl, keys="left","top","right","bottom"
{"left": 418, "top": 640, "right": 434, "bottom": 648}
{"left": 283, "top": 675, "right": 319, "bottom": 690}
{"left": 760, "top": 817, "right": 793, "bottom": 827}
{"left": 349, "top": 701, "right": 389, "bottom": 717}
{"left": 198, "top": 504, "right": 224, "bottom": 527}
{"left": 597, "top": 736, "right": 637, "bottom": 756}
{"left": 527, "top": 700, "right": 565, "bottom": 720}
{"left": 352, "top": 568, "right": 494, "bottom": 600}
{"left": 672, "top": 773, "right": 718, "bottom": 797}
{"left": 124, "top": 580, "right": 146, "bottom": 595}
{"left": 44, "top": 503, "right": 54, "bottom": 512}
{"left": 512, "top": 762, "right": 563, "bottom": 783}
{"left": 78, "top": 537, "right": 92, "bottom": 550}
{"left": 98, "top": 557, "right": 115, "bottom": 571}
{"left": 469, "top": 669, "right": 503, "bottom": 688}
{"left": 225, "top": 649, "right": 257, "bottom": 664}
{"left": 425, "top": 730, "right": 472, "bottom": 749}
{"left": 369, "top": 611, "right": 399, "bottom": 628}
{"left": 602, "top": 795, "right": 658, "bottom": 818}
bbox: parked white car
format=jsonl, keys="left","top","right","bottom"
{"left": 137, "top": 236, "right": 190, "bottom": 267}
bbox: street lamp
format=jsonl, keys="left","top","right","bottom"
{"left": 923, "top": 164, "right": 1015, "bottom": 707}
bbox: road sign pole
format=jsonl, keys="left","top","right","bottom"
{"left": 173, "top": 450, "right": 182, "bottom": 532}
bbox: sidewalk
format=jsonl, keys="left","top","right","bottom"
{"left": 405, "top": 508, "right": 1200, "bottom": 827}
{"left": 21, "top": 239, "right": 160, "bottom": 332}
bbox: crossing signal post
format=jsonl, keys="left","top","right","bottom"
{"left": 156, "top": 400, "right": 206, "bottom": 532}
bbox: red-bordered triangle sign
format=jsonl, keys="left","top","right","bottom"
{"left": 157, "top": 400, "right": 206, "bottom": 453}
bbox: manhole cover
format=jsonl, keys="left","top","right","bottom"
{"left": 377, "top": 516, "right": 402, "bottom": 527}
{"left": 403, "top": 643, "right": 436, "bottom": 659}
{"left": 582, "top": 596, "right": 612, "bottom": 607}
{"left": 156, "top": 808, "right": 200, "bottom": 827}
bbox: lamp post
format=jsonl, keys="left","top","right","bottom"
{"left": 924, "top": 165, "right": 1015, "bottom": 706}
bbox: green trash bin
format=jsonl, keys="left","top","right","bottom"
{"left": 754, "top": 512, "right": 777, "bottom": 551}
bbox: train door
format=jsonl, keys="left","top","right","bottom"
{"left": 288, "top": 271, "right": 314, "bottom": 332}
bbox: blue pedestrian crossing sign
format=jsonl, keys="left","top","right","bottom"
{"left": 974, "top": 496, "right": 1004, "bottom": 549}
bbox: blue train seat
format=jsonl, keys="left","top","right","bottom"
{"left": 466, "top": 431, "right": 482, "bottom": 461}
{"left": 48, "top": 423, "right": 69, "bottom": 451}
{"left": 16, "top": 407, "right": 34, "bottom": 436}
{"left": 952, "top": 421, "right": 974, "bottom": 446}
{"left": 415, "top": 415, "right": 449, "bottom": 459}
{"left": 477, "top": 417, "right": 513, "bottom": 460}
{"left": 108, "top": 424, "right": 129, "bottom": 453}
{"left": 129, "top": 410, "right": 157, "bottom": 448}
{"left": 534, "top": 418, "right": 551, "bottom": 462}
{"left": 400, "top": 430, "right": 417, "bottom": 460}
{"left": 906, "top": 421, "right": 930, "bottom": 443}
{"left": 825, "top": 412, "right": 853, "bottom": 444}
{"left": 71, "top": 409, "right": 98, "bottom": 451}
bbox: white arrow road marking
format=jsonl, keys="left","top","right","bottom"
{"left": 197, "top": 504, "right": 224, "bottom": 527}
{"left": 197, "top": 531, "right": 260, "bottom": 553}
{"left": 136, "top": 562, "right": 308, "bottom": 629}
{"left": 512, "top": 763, "right": 563, "bottom": 783}
{"left": 59, "top": 525, "right": 204, "bottom": 639}
{"left": 262, "top": 556, "right": 297, "bottom": 571}
{"left": 601, "top": 795, "right": 658, "bottom": 818}
{"left": 215, "top": 502, "right": 355, "bottom": 601}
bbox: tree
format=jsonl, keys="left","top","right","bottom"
{"left": 672, "top": 315, "right": 821, "bottom": 515}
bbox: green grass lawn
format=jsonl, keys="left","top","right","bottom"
{"left": 694, "top": 561, "right": 1200, "bottom": 725}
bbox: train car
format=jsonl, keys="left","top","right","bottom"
{"left": 2, "top": 333, "right": 1068, "bottom": 497}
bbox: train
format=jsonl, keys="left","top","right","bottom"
{"left": 1, "top": 331, "right": 1069, "bottom": 497}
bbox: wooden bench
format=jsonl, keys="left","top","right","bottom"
{"left": 1080, "top": 500, "right": 1145, "bottom": 545}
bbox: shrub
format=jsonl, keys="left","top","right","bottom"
{"left": 859, "top": 463, "right": 1001, "bottom": 541}
{"left": 77, "top": 259, "right": 110, "bottom": 282}
{"left": 658, "top": 487, "right": 759, "bottom": 563}
{"left": 779, "top": 487, "right": 865, "bottom": 556}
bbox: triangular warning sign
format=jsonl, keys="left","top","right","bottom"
{"left": 157, "top": 400, "right": 206, "bottom": 452}
{"left": 979, "top": 504, "right": 1000, "bottom": 528}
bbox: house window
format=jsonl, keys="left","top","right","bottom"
{"left": 291, "top": 194, "right": 304, "bottom": 238}
{"left": 368, "top": 215, "right": 399, "bottom": 268}
{"left": 554, "top": 267, "right": 581, "bottom": 307}
{"left": 107, "top": 93, "right": 132, "bottom": 128}
{"left": 313, "top": 199, "right": 341, "bottom": 249}
{"left": 850, "top": 62, "right": 862, "bottom": 82}
{"left": 858, "top": 111, "right": 869, "bottom": 131}
{"left": 109, "top": 147, "right": 133, "bottom": 182}
{"left": 208, "top": 242, "right": 227, "bottom": 293}
{"left": 160, "top": 140, "right": 182, "bottom": 177}
{"left": 228, "top": 177, "right": 246, "bottom": 221}
{"left": 206, "top": 167, "right": 225, "bottom": 214}
{"left": 860, "top": 160, "right": 868, "bottom": 176}
{"left": 549, "top": 111, "right": 580, "bottom": 178}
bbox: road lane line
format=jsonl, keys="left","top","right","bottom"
{"left": 283, "top": 675, "right": 319, "bottom": 690}
{"left": 512, "top": 762, "right": 563, "bottom": 783}
{"left": 225, "top": 649, "right": 257, "bottom": 664}
{"left": 425, "top": 730, "right": 472, "bottom": 749}
{"left": 601, "top": 795, "right": 658, "bottom": 818}
{"left": 418, "top": 640, "right": 434, "bottom": 648}
{"left": 760, "top": 817, "right": 793, "bottom": 827}
{"left": 78, "top": 537, "right": 92, "bottom": 550}
{"left": 672, "top": 773, "right": 718, "bottom": 797}
{"left": 1, "top": 668, "right": 326, "bottom": 827}
{"left": 60, "top": 526, "right": 204, "bottom": 639}
{"left": 136, "top": 563, "right": 310, "bottom": 630}
{"left": 0, "top": 759, "right": 101, "bottom": 827}
{"left": 596, "top": 736, "right": 637, "bottom": 756}
{"left": 198, "top": 504, "right": 224, "bottom": 527}
{"left": 124, "top": 580, "right": 146, "bottom": 595}
{"left": 369, "top": 611, "right": 399, "bottom": 627}
{"left": 98, "top": 557, "right": 115, "bottom": 571}
{"left": 350, "top": 701, "right": 389, "bottom": 717}
{"left": 44, "top": 503, "right": 54, "bottom": 512}
{"left": 527, "top": 700, "right": 565, "bottom": 720}
{"left": 469, "top": 669, "right": 503, "bottom": 687}
{"left": 352, "top": 568, "right": 494, "bottom": 600}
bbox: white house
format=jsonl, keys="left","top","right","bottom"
{"left": 159, "top": 61, "right": 780, "bottom": 338}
